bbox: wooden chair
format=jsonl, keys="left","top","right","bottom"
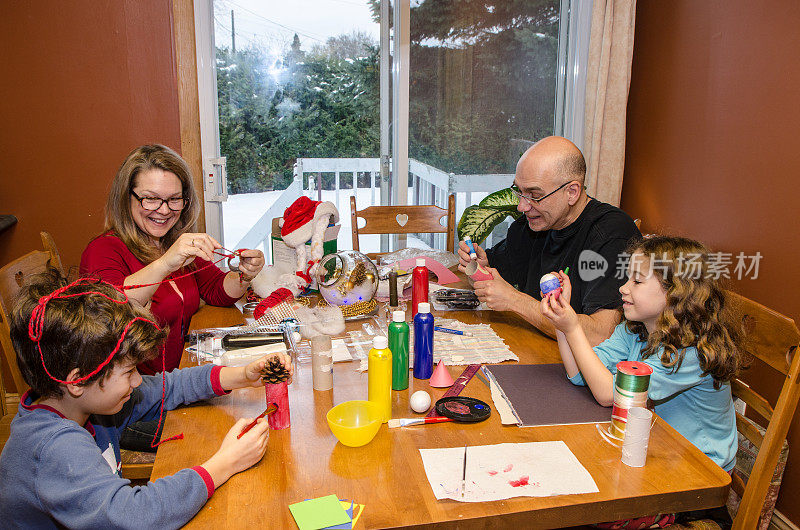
{"left": 564, "top": 291, "right": 800, "bottom": 530}
{"left": 0, "top": 232, "right": 64, "bottom": 399}
{"left": 0, "top": 364, "right": 18, "bottom": 452}
{"left": 350, "top": 194, "right": 456, "bottom": 254}
{"left": 0, "top": 232, "right": 63, "bottom": 452}
{"left": 119, "top": 448, "right": 157, "bottom": 480}
{"left": 726, "top": 290, "right": 800, "bottom": 530}
{"left": 0, "top": 398, "right": 15, "bottom": 453}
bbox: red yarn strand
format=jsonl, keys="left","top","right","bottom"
{"left": 27, "top": 248, "right": 244, "bottom": 449}
{"left": 120, "top": 248, "right": 236, "bottom": 291}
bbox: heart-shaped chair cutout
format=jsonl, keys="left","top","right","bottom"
{"left": 396, "top": 213, "right": 409, "bottom": 227}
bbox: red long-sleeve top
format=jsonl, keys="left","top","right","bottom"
{"left": 80, "top": 233, "right": 238, "bottom": 374}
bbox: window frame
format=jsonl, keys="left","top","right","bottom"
{"left": 187, "top": 0, "right": 592, "bottom": 244}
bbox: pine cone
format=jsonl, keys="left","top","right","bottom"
{"left": 349, "top": 262, "right": 367, "bottom": 286}
{"left": 261, "top": 357, "right": 290, "bottom": 384}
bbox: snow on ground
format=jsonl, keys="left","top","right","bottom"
{"left": 223, "top": 187, "right": 388, "bottom": 255}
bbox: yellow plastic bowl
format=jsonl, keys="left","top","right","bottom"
{"left": 326, "top": 400, "right": 383, "bottom": 447}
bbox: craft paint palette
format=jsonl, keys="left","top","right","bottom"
{"left": 434, "top": 396, "right": 491, "bottom": 423}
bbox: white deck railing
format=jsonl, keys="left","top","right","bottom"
{"left": 234, "top": 157, "right": 515, "bottom": 262}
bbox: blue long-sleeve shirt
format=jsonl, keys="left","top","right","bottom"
{"left": 0, "top": 364, "right": 228, "bottom": 529}
{"left": 569, "top": 324, "right": 737, "bottom": 471}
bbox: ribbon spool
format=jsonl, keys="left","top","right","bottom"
{"left": 610, "top": 361, "right": 652, "bottom": 439}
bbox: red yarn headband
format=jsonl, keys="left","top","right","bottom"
{"left": 28, "top": 277, "right": 159, "bottom": 385}
{"left": 27, "top": 247, "right": 244, "bottom": 448}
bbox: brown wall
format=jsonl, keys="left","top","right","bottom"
{"left": 622, "top": 0, "right": 800, "bottom": 522}
{"left": 0, "top": 1, "right": 182, "bottom": 390}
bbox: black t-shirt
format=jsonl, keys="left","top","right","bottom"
{"left": 485, "top": 199, "right": 641, "bottom": 315}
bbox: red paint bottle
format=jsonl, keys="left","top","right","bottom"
{"left": 411, "top": 258, "right": 429, "bottom": 318}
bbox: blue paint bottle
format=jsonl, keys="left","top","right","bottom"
{"left": 413, "top": 302, "right": 434, "bottom": 379}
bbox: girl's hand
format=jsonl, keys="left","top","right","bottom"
{"left": 556, "top": 270, "right": 572, "bottom": 304}
{"left": 539, "top": 270, "right": 572, "bottom": 304}
{"left": 541, "top": 290, "right": 580, "bottom": 333}
{"left": 236, "top": 249, "right": 265, "bottom": 282}
{"left": 159, "top": 232, "right": 221, "bottom": 273}
{"left": 242, "top": 352, "right": 294, "bottom": 387}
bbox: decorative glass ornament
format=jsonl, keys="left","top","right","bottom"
{"left": 316, "top": 250, "right": 379, "bottom": 306}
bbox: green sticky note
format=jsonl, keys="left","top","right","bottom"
{"left": 289, "top": 494, "right": 351, "bottom": 530}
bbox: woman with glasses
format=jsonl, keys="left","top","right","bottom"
{"left": 80, "top": 144, "right": 265, "bottom": 377}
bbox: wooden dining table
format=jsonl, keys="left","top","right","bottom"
{"left": 151, "top": 295, "right": 731, "bottom": 529}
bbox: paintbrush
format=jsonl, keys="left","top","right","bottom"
{"left": 462, "top": 444, "right": 468, "bottom": 498}
{"left": 237, "top": 402, "right": 278, "bottom": 439}
{"left": 387, "top": 416, "right": 453, "bottom": 428}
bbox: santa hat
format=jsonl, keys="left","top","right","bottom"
{"left": 278, "top": 196, "right": 339, "bottom": 290}
{"left": 280, "top": 196, "right": 339, "bottom": 249}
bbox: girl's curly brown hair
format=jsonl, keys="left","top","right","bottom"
{"left": 625, "top": 235, "right": 742, "bottom": 387}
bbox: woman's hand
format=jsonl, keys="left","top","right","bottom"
{"left": 158, "top": 232, "right": 221, "bottom": 274}
{"left": 236, "top": 249, "right": 265, "bottom": 282}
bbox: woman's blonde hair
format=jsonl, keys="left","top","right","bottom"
{"left": 104, "top": 144, "right": 200, "bottom": 263}
{"left": 625, "top": 235, "right": 741, "bottom": 386}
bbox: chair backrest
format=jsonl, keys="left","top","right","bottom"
{"left": 726, "top": 290, "right": 800, "bottom": 530}
{"left": 350, "top": 194, "right": 456, "bottom": 253}
{"left": 0, "top": 232, "right": 64, "bottom": 398}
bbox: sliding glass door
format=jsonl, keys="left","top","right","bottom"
{"left": 193, "top": 0, "right": 581, "bottom": 256}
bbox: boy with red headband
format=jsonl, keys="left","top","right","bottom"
{"left": 0, "top": 270, "right": 292, "bottom": 528}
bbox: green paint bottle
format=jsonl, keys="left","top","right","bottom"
{"left": 389, "top": 310, "right": 410, "bottom": 390}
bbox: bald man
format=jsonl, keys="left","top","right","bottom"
{"left": 458, "top": 136, "right": 640, "bottom": 345}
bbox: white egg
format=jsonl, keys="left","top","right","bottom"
{"left": 409, "top": 390, "right": 432, "bottom": 413}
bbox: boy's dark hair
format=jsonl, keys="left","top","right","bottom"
{"left": 10, "top": 268, "right": 166, "bottom": 398}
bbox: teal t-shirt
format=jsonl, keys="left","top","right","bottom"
{"left": 569, "top": 323, "right": 737, "bottom": 471}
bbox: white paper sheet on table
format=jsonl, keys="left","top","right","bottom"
{"left": 419, "top": 441, "right": 598, "bottom": 502}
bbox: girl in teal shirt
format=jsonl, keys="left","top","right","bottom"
{"left": 542, "top": 235, "right": 742, "bottom": 529}
{"left": 542, "top": 235, "right": 742, "bottom": 470}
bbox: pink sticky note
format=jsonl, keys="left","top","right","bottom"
{"left": 393, "top": 257, "right": 460, "bottom": 285}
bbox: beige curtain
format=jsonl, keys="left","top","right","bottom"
{"left": 583, "top": 0, "right": 637, "bottom": 207}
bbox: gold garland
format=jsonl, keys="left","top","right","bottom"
{"left": 316, "top": 297, "right": 377, "bottom": 318}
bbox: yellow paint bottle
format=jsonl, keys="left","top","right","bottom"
{"left": 368, "top": 335, "right": 393, "bottom": 423}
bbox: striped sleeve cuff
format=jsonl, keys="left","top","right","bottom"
{"left": 210, "top": 365, "right": 230, "bottom": 396}
{"left": 192, "top": 466, "right": 215, "bottom": 499}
